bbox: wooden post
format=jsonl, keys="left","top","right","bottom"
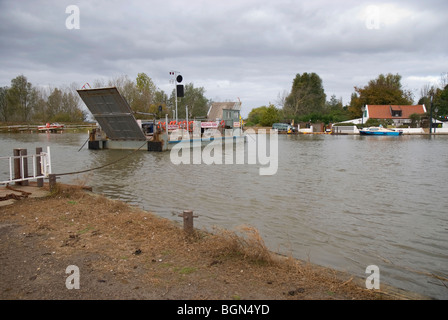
{"left": 49, "top": 174, "right": 57, "bottom": 192}
{"left": 13, "top": 148, "right": 28, "bottom": 186}
{"left": 178, "top": 210, "right": 198, "bottom": 234}
{"left": 36, "top": 147, "right": 43, "bottom": 187}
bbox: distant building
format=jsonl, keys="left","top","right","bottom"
{"left": 207, "top": 101, "right": 242, "bottom": 128}
{"left": 363, "top": 105, "right": 427, "bottom": 126}
{"left": 333, "top": 104, "right": 448, "bottom": 134}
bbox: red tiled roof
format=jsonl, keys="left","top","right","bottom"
{"left": 367, "top": 105, "right": 426, "bottom": 119}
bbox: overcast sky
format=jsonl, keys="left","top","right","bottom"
{"left": 1, "top": 0, "right": 447, "bottom": 117}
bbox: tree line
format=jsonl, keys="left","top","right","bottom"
{"left": 0, "top": 73, "right": 210, "bottom": 123}
{"left": 2, "top": 72, "right": 447, "bottom": 126}
{"left": 246, "top": 72, "right": 448, "bottom": 127}
{"left": 0, "top": 75, "right": 86, "bottom": 123}
{"left": 104, "top": 73, "right": 209, "bottom": 120}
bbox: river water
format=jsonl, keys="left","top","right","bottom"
{"left": 1, "top": 132, "right": 447, "bottom": 299}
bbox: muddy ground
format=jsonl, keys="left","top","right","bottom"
{"left": 0, "top": 184, "right": 412, "bottom": 301}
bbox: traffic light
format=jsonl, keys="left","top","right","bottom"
{"left": 176, "top": 84, "right": 184, "bottom": 97}
{"left": 170, "top": 71, "right": 184, "bottom": 98}
{"left": 176, "top": 74, "right": 184, "bottom": 98}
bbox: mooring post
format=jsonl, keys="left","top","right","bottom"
{"left": 13, "top": 148, "right": 29, "bottom": 186}
{"left": 13, "top": 149, "right": 21, "bottom": 184}
{"left": 36, "top": 147, "right": 43, "bottom": 187}
{"left": 49, "top": 174, "right": 57, "bottom": 192}
{"left": 178, "top": 210, "right": 198, "bottom": 234}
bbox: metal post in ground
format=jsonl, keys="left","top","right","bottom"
{"left": 430, "top": 96, "right": 433, "bottom": 137}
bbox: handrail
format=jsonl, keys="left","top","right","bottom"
{"left": 0, "top": 147, "right": 51, "bottom": 185}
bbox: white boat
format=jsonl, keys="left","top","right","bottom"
{"left": 359, "top": 126, "right": 402, "bottom": 136}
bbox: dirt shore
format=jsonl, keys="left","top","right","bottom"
{"left": 0, "top": 183, "right": 418, "bottom": 300}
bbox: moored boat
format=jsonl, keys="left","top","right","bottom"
{"left": 37, "top": 123, "right": 65, "bottom": 132}
{"left": 359, "top": 126, "right": 402, "bottom": 136}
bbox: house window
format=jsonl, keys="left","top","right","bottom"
{"left": 391, "top": 110, "right": 402, "bottom": 117}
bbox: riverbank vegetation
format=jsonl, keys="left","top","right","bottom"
{"left": 247, "top": 72, "right": 448, "bottom": 127}
{"left": 0, "top": 73, "right": 209, "bottom": 124}
{"left": 1, "top": 72, "right": 447, "bottom": 127}
{"left": 0, "top": 75, "right": 86, "bottom": 123}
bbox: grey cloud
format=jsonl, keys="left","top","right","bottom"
{"left": 0, "top": 0, "right": 447, "bottom": 116}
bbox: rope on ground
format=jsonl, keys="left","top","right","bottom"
{"left": 54, "top": 141, "right": 148, "bottom": 177}
{"left": 0, "top": 185, "right": 32, "bottom": 201}
{"left": 0, "top": 193, "right": 27, "bottom": 201}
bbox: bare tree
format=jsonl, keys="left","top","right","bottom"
{"left": 439, "top": 72, "right": 448, "bottom": 89}
{"left": 275, "top": 90, "right": 289, "bottom": 109}
{"left": 420, "top": 83, "right": 435, "bottom": 100}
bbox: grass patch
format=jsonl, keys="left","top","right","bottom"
{"left": 78, "top": 225, "right": 93, "bottom": 234}
{"left": 176, "top": 267, "right": 197, "bottom": 275}
{"left": 48, "top": 183, "right": 87, "bottom": 199}
{"left": 207, "top": 225, "right": 274, "bottom": 265}
{"left": 159, "top": 262, "right": 174, "bottom": 268}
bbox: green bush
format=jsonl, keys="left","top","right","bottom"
{"left": 361, "top": 118, "right": 393, "bottom": 128}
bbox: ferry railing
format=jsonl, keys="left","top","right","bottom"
{"left": 0, "top": 147, "right": 51, "bottom": 185}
